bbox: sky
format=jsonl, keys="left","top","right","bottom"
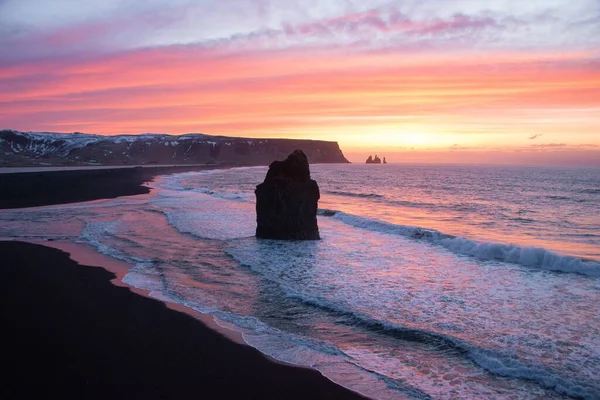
{"left": 1, "top": 0, "right": 599, "bottom": 165}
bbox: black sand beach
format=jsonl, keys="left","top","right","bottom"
{"left": 0, "top": 167, "right": 366, "bottom": 399}
{"left": 0, "top": 241, "right": 365, "bottom": 400}
{"left": 0, "top": 165, "right": 225, "bottom": 209}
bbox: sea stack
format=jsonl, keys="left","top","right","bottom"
{"left": 365, "top": 155, "right": 382, "bottom": 164}
{"left": 255, "top": 150, "right": 320, "bottom": 240}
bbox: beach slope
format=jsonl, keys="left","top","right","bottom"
{"left": 0, "top": 165, "right": 217, "bottom": 209}
{"left": 0, "top": 241, "right": 365, "bottom": 400}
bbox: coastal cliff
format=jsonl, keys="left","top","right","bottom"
{"left": 0, "top": 130, "right": 349, "bottom": 167}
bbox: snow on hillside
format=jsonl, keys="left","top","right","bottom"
{"left": 0, "top": 129, "right": 349, "bottom": 166}
{"left": 0, "top": 130, "right": 221, "bottom": 157}
{"left": 0, "top": 130, "right": 98, "bottom": 157}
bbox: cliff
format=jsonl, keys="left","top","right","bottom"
{"left": 0, "top": 130, "right": 350, "bottom": 167}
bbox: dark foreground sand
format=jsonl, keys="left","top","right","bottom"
{"left": 0, "top": 165, "right": 227, "bottom": 209}
{"left": 0, "top": 241, "right": 365, "bottom": 400}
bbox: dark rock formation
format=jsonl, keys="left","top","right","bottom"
{"left": 383, "top": 157, "right": 387, "bottom": 164}
{"left": 0, "top": 130, "right": 350, "bottom": 167}
{"left": 365, "top": 155, "right": 382, "bottom": 164}
{"left": 255, "top": 150, "right": 320, "bottom": 240}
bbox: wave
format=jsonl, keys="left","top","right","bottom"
{"left": 227, "top": 240, "right": 599, "bottom": 398}
{"left": 511, "top": 217, "right": 536, "bottom": 223}
{"left": 325, "top": 191, "right": 484, "bottom": 214}
{"left": 281, "top": 290, "right": 599, "bottom": 400}
{"left": 325, "top": 191, "right": 446, "bottom": 210}
{"left": 186, "top": 187, "right": 252, "bottom": 202}
{"left": 159, "top": 286, "right": 429, "bottom": 400}
{"left": 155, "top": 169, "right": 230, "bottom": 191}
{"left": 389, "top": 199, "right": 439, "bottom": 209}
{"left": 326, "top": 190, "right": 384, "bottom": 199}
{"left": 79, "top": 223, "right": 422, "bottom": 400}
{"left": 318, "top": 209, "right": 600, "bottom": 277}
{"left": 79, "top": 221, "right": 151, "bottom": 266}
{"left": 163, "top": 177, "right": 450, "bottom": 212}
{"left": 160, "top": 184, "right": 254, "bottom": 203}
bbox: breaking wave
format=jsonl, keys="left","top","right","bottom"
{"left": 287, "top": 293, "right": 600, "bottom": 400}
{"left": 318, "top": 209, "right": 600, "bottom": 277}
{"left": 225, "top": 250, "right": 600, "bottom": 400}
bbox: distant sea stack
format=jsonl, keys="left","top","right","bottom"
{"left": 255, "top": 150, "right": 320, "bottom": 240}
{"left": 0, "top": 130, "right": 350, "bottom": 167}
{"left": 365, "top": 155, "right": 382, "bottom": 164}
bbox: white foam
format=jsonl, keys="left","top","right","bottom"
{"left": 223, "top": 216, "right": 600, "bottom": 396}
{"left": 226, "top": 238, "right": 599, "bottom": 399}
{"left": 65, "top": 174, "right": 599, "bottom": 399}
{"left": 151, "top": 191, "right": 255, "bottom": 240}
{"left": 79, "top": 221, "right": 147, "bottom": 265}
{"left": 467, "top": 348, "right": 600, "bottom": 399}
{"left": 322, "top": 209, "right": 600, "bottom": 277}
{"left": 153, "top": 169, "right": 230, "bottom": 191}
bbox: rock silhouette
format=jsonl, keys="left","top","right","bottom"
{"left": 0, "top": 130, "right": 350, "bottom": 167}
{"left": 255, "top": 150, "right": 320, "bottom": 240}
{"left": 365, "top": 155, "right": 382, "bottom": 164}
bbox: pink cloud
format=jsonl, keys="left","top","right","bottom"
{"left": 0, "top": 1, "right": 598, "bottom": 167}
{"left": 230, "top": 7, "right": 503, "bottom": 48}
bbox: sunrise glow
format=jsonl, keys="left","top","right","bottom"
{"left": 1, "top": 0, "right": 599, "bottom": 165}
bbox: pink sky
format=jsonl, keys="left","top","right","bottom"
{"left": 1, "top": 0, "right": 599, "bottom": 165}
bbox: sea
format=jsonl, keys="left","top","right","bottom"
{"left": 1, "top": 164, "right": 599, "bottom": 400}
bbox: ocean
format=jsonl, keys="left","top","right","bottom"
{"left": 2, "top": 164, "right": 599, "bottom": 399}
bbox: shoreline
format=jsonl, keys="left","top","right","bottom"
{"left": 0, "top": 164, "right": 234, "bottom": 209}
{"left": 28, "top": 238, "right": 248, "bottom": 346}
{"left": 1, "top": 240, "right": 367, "bottom": 399}
{"left": 39, "top": 238, "right": 270, "bottom": 349}
{"left": 0, "top": 166, "right": 368, "bottom": 398}
{"left": 0, "top": 164, "right": 258, "bottom": 347}
{"left": 0, "top": 165, "right": 372, "bottom": 398}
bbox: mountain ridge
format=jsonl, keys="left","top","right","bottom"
{"left": 0, "top": 130, "right": 350, "bottom": 166}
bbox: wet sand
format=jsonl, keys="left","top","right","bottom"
{"left": 0, "top": 164, "right": 226, "bottom": 209}
{"left": 0, "top": 165, "right": 367, "bottom": 399}
{"left": 0, "top": 241, "right": 366, "bottom": 400}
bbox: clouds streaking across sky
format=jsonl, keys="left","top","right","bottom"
{"left": 1, "top": 0, "right": 599, "bottom": 164}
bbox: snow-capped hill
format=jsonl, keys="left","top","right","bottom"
{"left": 0, "top": 130, "right": 100, "bottom": 158}
{"left": 0, "top": 130, "right": 349, "bottom": 166}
